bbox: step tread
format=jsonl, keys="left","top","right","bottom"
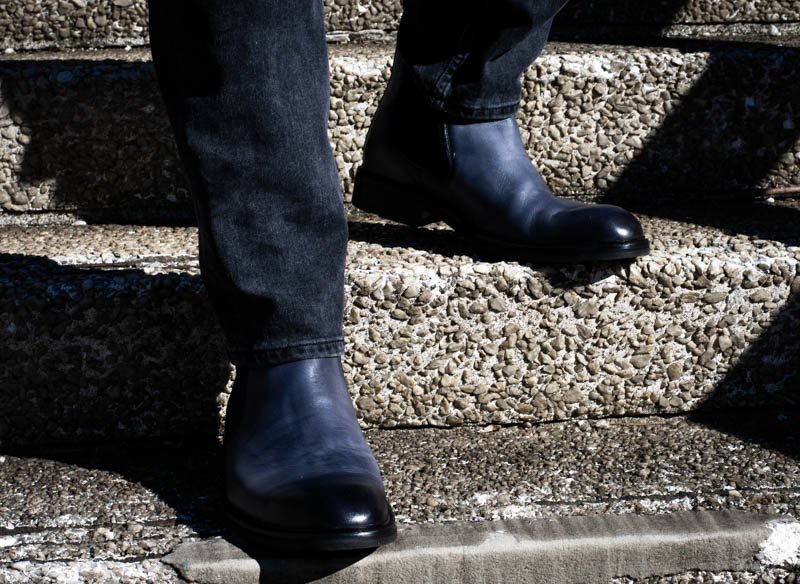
{"left": 0, "top": 413, "right": 797, "bottom": 563}
{"left": 0, "top": 208, "right": 798, "bottom": 444}
{"left": 1, "top": 40, "right": 799, "bottom": 219}
{"left": 1, "top": 0, "right": 800, "bottom": 51}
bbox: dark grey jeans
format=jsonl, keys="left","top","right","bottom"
{"left": 146, "top": 0, "right": 569, "bottom": 366}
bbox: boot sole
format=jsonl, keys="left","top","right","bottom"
{"left": 352, "top": 170, "right": 651, "bottom": 263}
{"left": 225, "top": 501, "right": 398, "bottom": 553}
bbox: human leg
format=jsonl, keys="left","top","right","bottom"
{"left": 398, "top": 0, "right": 571, "bottom": 121}
{"left": 354, "top": 0, "right": 650, "bottom": 262}
{"left": 147, "top": 0, "right": 347, "bottom": 365}
{"left": 147, "top": 0, "right": 395, "bottom": 550}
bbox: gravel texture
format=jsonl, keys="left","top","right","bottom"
{"left": 0, "top": 413, "right": 797, "bottom": 565}
{"left": 0, "top": 560, "right": 180, "bottom": 583}
{"left": 611, "top": 570, "right": 800, "bottom": 583}
{"left": 376, "top": 414, "right": 800, "bottom": 524}
{"left": 1, "top": 0, "right": 799, "bottom": 50}
{"left": 0, "top": 42, "right": 798, "bottom": 221}
{"left": 0, "top": 203, "right": 797, "bottom": 444}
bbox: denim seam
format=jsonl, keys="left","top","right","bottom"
{"left": 428, "top": 51, "right": 470, "bottom": 110}
{"left": 426, "top": 0, "right": 521, "bottom": 120}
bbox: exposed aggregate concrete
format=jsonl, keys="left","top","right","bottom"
{"left": 1, "top": 0, "right": 799, "bottom": 50}
{"left": 0, "top": 414, "right": 797, "bottom": 566}
{"left": 0, "top": 205, "right": 797, "bottom": 444}
{"left": 375, "top": 415, "right": 800, "bottom": 524}
{"left": 0, "top": 42, "right": 798, "bottom": 221}
{"left": 0, "top": 560, "right": 180, "bottom": 583}
{"left": 611, "top": 570, "right": 800, "bottom": 583}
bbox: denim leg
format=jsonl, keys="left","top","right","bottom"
{"left": 147, "top": 0, "right": 347, "bottom": 366}
{"left": 398, "top": 0, "right": 570, "bottom": 121}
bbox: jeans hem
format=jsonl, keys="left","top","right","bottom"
{"left": 228, "top": 338, "right": 345, "bottom": 366}
{"left": 429, "top": 98, "right": 520, "bottom": 122}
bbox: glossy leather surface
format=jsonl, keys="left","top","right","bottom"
{"left": 224, "top": 357, "right": 394, "bottom": 536}
{"left": 357, "top": 52, "right": 649, "bottom": 254}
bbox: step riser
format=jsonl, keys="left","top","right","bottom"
{"left": 2, "top": 0, "right": 799, "bottom": 50}
{"left": 1, "top": 45, "right": 798, "bottom": 222}
{"left": 1, "top": 224, "right": 797, "bottom": 446}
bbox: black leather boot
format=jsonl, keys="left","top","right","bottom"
{"left": 353, "top": 53, "right": 650, "bottom": 263}
{"left": 224, "top": 357, "right": 397, "bottom": 551}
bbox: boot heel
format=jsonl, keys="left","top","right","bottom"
{"left": 352, "top": 171, "right": 438, "bottom": 227}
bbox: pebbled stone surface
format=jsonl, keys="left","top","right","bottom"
{"left": 0, "top": 413, "right": 797, "bottom": 568}
{"left": 611, "top": 570, "right": 800, "bottom": 584}
{"left": 0, "top": 560, "right": 180, "bottom": 583}
{"left": 377, "top": 414, "right": 800, "bottom": 524}
{"left": 0, "top": 205, "right": 798, "bottom": 444}
{"left": 0, "top": 42, "right": 798, "bottom": 221}
{"left": 1, "top": 0, "right": 799, "bottom": 50}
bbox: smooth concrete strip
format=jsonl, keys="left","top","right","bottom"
{"left": 161, "top": 511, "right": 799, "bottom": 584}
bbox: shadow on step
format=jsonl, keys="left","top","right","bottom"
{"left": 555, "top": 0, "right": 687, "bottom": 31}
{"left": 553, "top": 0, "right": 687, "bottom": 43}
{"left": 0, "top": 253, "right": 229, "bottom": 446}
{"left": 0, "top": 57, "right": 195, "bottom": 225}
{"left": 0, "top": 258, "right": 797, "bottom": 570}
{"left": 599, "top": 42, "right": 800, "bottom": 242}
{"left": 1, "top": 36, "right": 798, "bottom": 226}
{"left": 588, "top": 23, "right": 800, "bottom": 457}
{"left": 690, "top": 291, "right": 800, "bottom": 460}
{"left": 3, "top": 436, "right": 373, "bottom": 581}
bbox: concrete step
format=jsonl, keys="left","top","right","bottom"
{"left": 0, "top": 412, "right": 798, "bottom": 581}
{"left": 0, "top": 204, "right": 797, "bottom": 445}
{"left": 0, "top": 41, "right": 798, "bottom": 223}
{"left": 1, "top": 0, "right": 799, "bottom": 51}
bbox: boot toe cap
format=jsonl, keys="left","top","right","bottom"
{"left": 560, "top": 204, "right": 647, "bottom": 245}
{"left": 229, "top": 473, "right": 393, "bottom": 533}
